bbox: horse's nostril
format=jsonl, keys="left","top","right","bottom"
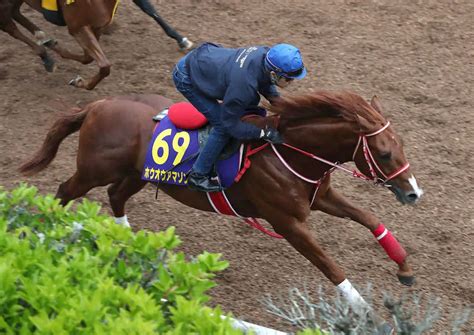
{"left": 406, "top": 193, "right": 418, "bottom": 202}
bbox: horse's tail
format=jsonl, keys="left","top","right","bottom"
{"left": 19, "top": 106, "right": 89, "bottom": 176}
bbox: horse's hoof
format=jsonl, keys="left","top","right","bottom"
{"left": 42, "top": 38, "right": 57, "bottom": 48}
{"left": 397, "top": 273, "right": 416, "bottom": 286}
{"left": 68, "top": 75, "right": 84, "bottom": 88}
{"left": 34, "top": 30, "right": 46, "bottom": 40}
{"left": 34, "top": 31, "right": 50, "bottom": 46}
{"left": 178, "top": 37, "right": 194, "bottom": 51}
{"left": 44, "top": 60, "right": 56, "bottom": 73}
{"left": 40, "top": 55, "right": 56, "bottom": 73}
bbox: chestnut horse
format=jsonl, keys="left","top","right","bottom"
{"left": 0, "top": 0, "right": 193, "bottom": 89}
{"left": 20, "top": 91, "right": 423, "bottom": 317}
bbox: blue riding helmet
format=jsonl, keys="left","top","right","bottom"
{"left": 265, "top": 43, "right": 307, "bottom": 80}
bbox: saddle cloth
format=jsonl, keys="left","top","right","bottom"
{"left": 41, "top": 0, "right": 67, "bottom": 26}
{"left": 142, "top": 102, "right": 283, "bottom": 239}
{"left": 41, "top": 0, "right": 118, "bottom": 26}
{"left": 141, "top": 103, "right": 245, "bottom": 188}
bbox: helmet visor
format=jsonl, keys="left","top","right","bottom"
{"left": 280, "top": 66, "right": 306, "bottom": 79}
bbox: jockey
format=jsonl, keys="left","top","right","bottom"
{"left": 172, "top": 42, "right": 307, "bottom": 192}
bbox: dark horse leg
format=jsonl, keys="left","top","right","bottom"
{"left": 314, "top": 182, "right": 415, "bottom": 286}
{"left": 132, "top": 0, "right": 193, "bottom": 50}
{"left": 107, "top": 175, "right": 147, "bottom": 228}
{"left": 11, "top": 1, "right": 53, "bottom": 45}
{"left": 0, "top": 3, "right": 55, "bottom": 72}
{"left": 68, "top": 26, "right": 110, "bottom": 90}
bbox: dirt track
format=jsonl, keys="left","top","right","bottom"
{"left": 1, "top": 0, "right": 473, "bottom": 332}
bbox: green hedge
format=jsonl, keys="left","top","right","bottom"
{"left": 0, "top": 184, "right": 243, "bottom": 334}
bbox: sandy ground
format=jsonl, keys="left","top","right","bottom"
{"left": 0, "top": 0, "right": 473, "bottom": 332}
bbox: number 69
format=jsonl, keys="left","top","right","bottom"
{"left": 152, "top": 129, "right": 190, "bottom": 166}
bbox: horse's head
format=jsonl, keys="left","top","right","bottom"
{"left": 269, "top": 91, "right": 423, "bottom": 205}
{"left": 352, "top": 96, "right": 423, "bottom": 205}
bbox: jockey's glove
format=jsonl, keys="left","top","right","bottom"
{"left": 260, "top": 126, "right": 284, "bottom": 144}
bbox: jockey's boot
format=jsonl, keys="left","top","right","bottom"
{"left": 187, "top": 171, "right": 221, "bottom": 192}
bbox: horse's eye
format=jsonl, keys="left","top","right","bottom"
{"left": 380, "top": 152, "right": 392, "bottom": 160}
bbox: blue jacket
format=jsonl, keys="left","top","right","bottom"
{"left": 186, "top": 43, "right": 279, "bottom": 139}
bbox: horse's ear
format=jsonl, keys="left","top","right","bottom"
{"left": 356, "top": 114, "right": 375, "bottom": 133}
{"left": 370, "top": 95, "right": 384, "bottom": 115}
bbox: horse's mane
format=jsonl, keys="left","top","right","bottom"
{"left": 269, "top": 90, "right": 386, "bottom": 128}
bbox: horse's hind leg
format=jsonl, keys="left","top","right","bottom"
{"left": 1, "top": 20, "right": 55, "bottom": 72}
{"left": 68, "top": 26, "right": 110, "bottom": 90}
{"left": 314, "top": 184, "right": 415, "bottom": 286}
{"left": 107, "top": 175, "right": 147, "bottom": 227}
{"left": 132, "top": 0, "right": 193, "bottom": 50}
{"left": 55, "top": 172, "right": 96, "bottom": 206}
{"left": 11, "top": 2, "right": 51, "bottom": 45}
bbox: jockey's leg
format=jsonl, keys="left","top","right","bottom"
{"left": 313, "top": 184, "right": 414, "bottom": 286}
{"left": 132, "top": 0, "right": 193, "bottom": 50}
{"left": 193, "top": 127, "right": 231, "bottom": 177}
{"left": 173, "top": 59, "right": 229, "bottom": 190}
{"left": 107, "top": 175, "right": 147, "bottom": 228}
{"left": 186, "top": 121, "right": 229, "bottom": 191}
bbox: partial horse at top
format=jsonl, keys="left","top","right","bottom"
{"left": 0, "top": 0, "right": 194, "bottom": 89}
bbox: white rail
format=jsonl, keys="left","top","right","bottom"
{"left": 223, "top": 316, "right": 288, "bottom": 335}
{"left": 160, "top": 298, "right": 287, "bottom": 334}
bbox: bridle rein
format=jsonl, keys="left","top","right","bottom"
{"left": 271, "top": 121, "right": 410, "bottom": 187}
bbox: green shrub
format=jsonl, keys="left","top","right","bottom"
{"left": 0, "top": 184, "right": 242, "bottom": 335}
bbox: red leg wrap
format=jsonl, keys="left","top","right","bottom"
{"left": 372, "top": 224, "right": 407, "bottom": 265}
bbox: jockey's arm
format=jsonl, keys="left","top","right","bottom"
{"left": 221, "top": 83, "right": 263, "bottom": 140}
{"left": 260, "top": 84, "right": 280, "bottom": 104}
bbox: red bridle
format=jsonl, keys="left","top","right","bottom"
{"left": 351, "top": 121, "right": 410, "bottom": 184}
{"left": 271, "top": 121, "right": 410, "bottom": 186}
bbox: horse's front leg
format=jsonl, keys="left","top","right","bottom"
{"left": 265, "top": 212, "right": 392, "bottom": 333}
{"left": 313, "top": 184, "right": 415, "bottom": 286}
{"left": 268, "top": 213, "right": 365, "bottom": 306}
{"left": 0, "top": 18, "right": 55, "bottom": 72}
{"left": 45, "top": 39, "right": 94, "bottom": 64}
{"left": 68, "top": 26, "right": 110, "bottom": 90}
{"left": 11, "top": 1, "right": 52, "bottom": 44}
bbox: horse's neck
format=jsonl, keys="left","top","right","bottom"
{"left": 280, "top": 119, "right": 358, "bottom": 174}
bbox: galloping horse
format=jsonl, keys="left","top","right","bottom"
{"left": 0, "top": 0, "right": 193, "bottom": 89}
{"left": 20, "top": 91, "right": 423, "bottom": 315}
